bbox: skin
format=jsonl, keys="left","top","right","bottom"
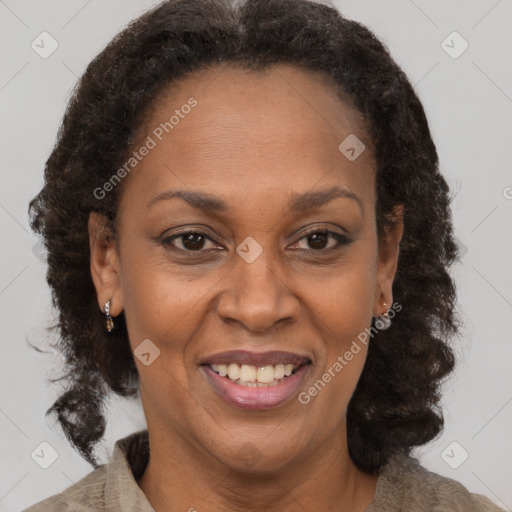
{"left": 89, "top": 63, "right": 403, "bottom": 512}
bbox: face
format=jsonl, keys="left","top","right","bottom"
{"left": 89, "top": 63, "right": 402, "bottom": 473}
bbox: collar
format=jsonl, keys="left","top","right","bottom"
{"left": 104, "top": 429, "right": 154, "bottom": 511}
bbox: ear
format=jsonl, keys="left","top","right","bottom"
{"left": 88, "top": 212, "right": 123, "bottom": 317}
{"left": 373, "top": 205, "right": 404, "bottom": 316}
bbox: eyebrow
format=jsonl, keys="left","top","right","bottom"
{"left": 146, "top": 185, "right": 363, "bottom": 213}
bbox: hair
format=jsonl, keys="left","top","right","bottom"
{"left": 28, "top": 0, "right": 461, "bottom": 472}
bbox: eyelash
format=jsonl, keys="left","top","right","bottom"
{"left": 161, "top": 227, "right": 353, "bottom": 255}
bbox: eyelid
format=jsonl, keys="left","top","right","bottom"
{"left": 288, "top": 222, "right": 350, "bottom": 241}
{"left": 161, "top": 227, "right": 223, "bottom": 251}
{"left": 296, "top": 225, "right": 346, "bottom": 239}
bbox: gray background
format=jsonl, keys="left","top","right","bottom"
{"left": 1, "top": 0, "right": 511, "bottom": 510}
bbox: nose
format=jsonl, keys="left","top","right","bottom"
{"left": 216, "top": 250, "right": 300, "bottom": 333}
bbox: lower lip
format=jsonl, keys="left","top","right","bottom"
{"left": 202, "top": 363, "right": 311, "bottom": 410}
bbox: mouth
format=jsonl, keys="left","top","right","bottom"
{"left": 200, "top": 350, "right": 312, "bottom": 410}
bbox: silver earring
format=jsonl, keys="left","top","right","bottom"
{"left": 373, "top": 303, "right": 391, "bottom": 330}
{"left": 103, "top": 300, "right": 114, "bottom": 332}
{"left": 376, "top": 312, "right": 391, "bottom": 330}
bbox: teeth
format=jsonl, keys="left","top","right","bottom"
{"left": 256, "top": 365, "right": 275, "bottom": 383}
{"left": 284, "top": 364, "right": 294, "bottom": 377}
{"left": 240, "top": 364, "right": 257, "bottom": 382}
{"left": 235, "top": 379, "right": 280, "bottom": 388}
{"left": 210, "top": 362, "right": 302, "bottom": 384}
{"left": 274, "top": 364, "right": 285, "bottom": 379}
{"left": 227, "top": 363, "right": 240, "bottom": 380}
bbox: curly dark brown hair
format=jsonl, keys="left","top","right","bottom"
{"left": 28, "top": 0, "right": 461, "bottom": 472}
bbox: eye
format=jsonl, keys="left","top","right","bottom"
{"left": 162, "top": 231, "right": 221, "bottom": 252}
{"left": 161, "top": 227, "right": 353, "bottom": 254}
{"left": 289, "top": 228, "right": 352, "bottom": 252}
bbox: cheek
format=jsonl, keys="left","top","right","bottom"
{"left": 118, "top": 248, "right": 225, "bottom": 364}
{"left": 300, "top": 243, "right": 376, "bottom": 402}
{"left": 301, "top": 279, "right": 372, "bottom": 424}
{"left": 118, "top": 253, "right": 214, "bottom": 414}
{"left": 304, "top": 247, "right": 377, "bottom": 341}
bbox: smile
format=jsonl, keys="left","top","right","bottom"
{"left": 210, "top": 362, "right": 300, "bottom": 386}
{"left": 200, "top": 350, "right": 311, "bottom": 410}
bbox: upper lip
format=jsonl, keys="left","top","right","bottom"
{"left": 201, "top": 350, "right": 311, "bottom": 367}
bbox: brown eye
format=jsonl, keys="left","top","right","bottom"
{"left": 162, "top": 231, "right": 219, "bottom": 252}
{"left": 307, "top": 231, "right": 330, "bottom": 250}
{"left": 290, "top": 229, "right": 352, "bottom": 252}
{"left": 180, "top": 233, "right": 206, "bottom": 250}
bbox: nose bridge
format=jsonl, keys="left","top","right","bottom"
{"left": 237, "top": 250, "right": 280, "bottom": 302}
{"left": 217, "top": 239, "right": 299, "bottom": 332}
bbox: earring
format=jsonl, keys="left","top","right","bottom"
{"left": 374, "top": 302, "right": 391, "bottom": 330}
{"left": 103, "top": 300, "right": 114, "bottom": 332}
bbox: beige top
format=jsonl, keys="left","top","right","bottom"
{"left": 23, "top": 429, "right": 505, "bottom": 511}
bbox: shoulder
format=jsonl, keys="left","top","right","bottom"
{"left": 368, "top": 453, "right": 505, "bottom": 512}
{"left": 22, "top": 429, "right": 151, "bottom": 512}
{"left": 22, "top": 464, "right": 108, "bottom": 511}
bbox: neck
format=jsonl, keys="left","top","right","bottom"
{"left": 137, "top": 423, "right": 378, "bottom": 512}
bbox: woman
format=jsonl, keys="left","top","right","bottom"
{"left": 24, "top": 0, "right": 504, "bottom": 510}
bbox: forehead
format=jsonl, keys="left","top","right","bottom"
{"left": 143, "top": 62, "right": 370, "bottom": 151}
{"left": 121, "top": 63, "right": 375, "bottom": 212}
